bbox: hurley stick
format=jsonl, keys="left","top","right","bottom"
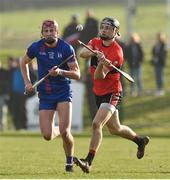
{"left": 78, "top": 40, "right": 134, "bottom": 83}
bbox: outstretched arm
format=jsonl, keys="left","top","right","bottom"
{"left": 79, "top": 46, "right": 95, "bottom": 59}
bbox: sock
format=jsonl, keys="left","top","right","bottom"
{"left": 66, "top": 156, "right": 73, "bottom": 166}
{"left": 133, "top": 136, "right": 142, "bottom": 146}
{"left": 85, "top": 149, "right": 96, "bottom": 165}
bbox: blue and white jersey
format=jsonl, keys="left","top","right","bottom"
{"left": 27, "top": 38, "right": 75, "bottom": 99}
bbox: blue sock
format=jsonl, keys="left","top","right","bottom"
{"left": 66, "top": 156, "right": 73, "bottom": 166}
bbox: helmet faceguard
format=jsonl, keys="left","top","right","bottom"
{"left": 99, "top": 17, "right": 120, "bottom": 40}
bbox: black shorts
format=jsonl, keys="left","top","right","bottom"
{"left": 95, "top": 92, "right": 122, "bottom": 109}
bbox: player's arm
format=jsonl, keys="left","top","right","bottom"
{"left": 49, "top": 57, "right": 81, "bottom": 80}
{"left": 79, "top": 45, "right": 95, "bottom": 59}
{"left": 94, "top": 53, "right": 113, "bottom": 79}
{"left": 94, "top": 61, "right": 110, "bottom": 80}
{"left": 64, "top": 59, "right": 81, "bottom": 80}
{"left": 20, "top": 54, "right": 34, "bottom": 92}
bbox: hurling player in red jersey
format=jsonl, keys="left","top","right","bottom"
{"left": 73, "top": 17, "right": 149, "bottom": 173}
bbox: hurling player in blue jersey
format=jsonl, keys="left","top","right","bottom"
{"left": 20, "top": 19, "right": 80, "bottom": 172}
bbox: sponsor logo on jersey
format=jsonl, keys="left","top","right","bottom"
{"left": 39, "top": 45, "right": 46, "bottom": 55}
{"left": 39, "top": 52, "right": 46, "bottom": 55}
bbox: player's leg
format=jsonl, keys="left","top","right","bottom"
{"left": 106, "top": 109, "right": 149, "bottom": 159}
{"left": 89, "top": 105, "right": 113, "bottom": 151}
{"left": 39, "top": 98, "right": 60, "bottom": 140}
{"left": 106, "top": 109, "right": 137, "bottom": 139}
{"left": 57, "top": 101, "right": 74, "bottom": 172}
{"left": 74, "top": 104, "right": 114, "bottom": 173}
{"left": 39, "top": 109, "right": 60, "bottom": 140}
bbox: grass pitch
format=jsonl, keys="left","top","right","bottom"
{"left": 0, "top": 133, "right": 170, "bottom": 179}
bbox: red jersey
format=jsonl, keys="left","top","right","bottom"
{"left": 88, "top": 38, "right": 123, "bottom": 95}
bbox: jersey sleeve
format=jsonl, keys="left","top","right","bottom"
{"left": 116, "top": 46, "right": 124, "bottom": 67}
{"left": 108, "top": 45, "right": 124, "bottom": 72}
{"left": 26, "top": 42, "right": 37, "bottom": 60}
{"left": 87, "top": 38, "right": 95, "bottom": 49}
{"left": 64, "top": 44, "right": 76, "bottom": 63}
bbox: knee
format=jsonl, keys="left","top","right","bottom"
{"left": 92, "top": 121, "right": 102, "bottom": 131}
{"left": 43, "top": 134, "right": 52, "bottom": 141}
{"left": 114, "top": 126, "right": 122, "bottom": 135}
{"left": 41, "top": 131, "right": 52, "bottom": 141}
{"left": 60, "top": 129, "right": 70, "bottom": 139}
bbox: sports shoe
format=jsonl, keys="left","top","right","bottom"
{"left": 65, "top": 165, "right": 73, "bottom": 172}
{"left": 137, "top": 136, "right": 150, "bottom": 159}
{"left": 73, "top": 157, "right": 91, "bottom": 173}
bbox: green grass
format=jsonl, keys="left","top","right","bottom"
{"left": 0, "top": 133, "right": 170, "bottom": 179}
{"left": 123, "top": 94, "right": 170, "bottom": 136}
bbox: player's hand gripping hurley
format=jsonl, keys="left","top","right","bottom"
{"left": 78, "top": 40, "right": 134, "bottom": 83}
{"left": 24, "top": 54, "right": 74, "bottom": 95}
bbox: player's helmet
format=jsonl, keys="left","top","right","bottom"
{"left": 101, "top": 17, "right": 120, "bottom": 36}
{"left": 41, "top": 19, "right": 58, "bottom": 33}
{"left": 41, "top": 19, "right": 58, "bottom": 44}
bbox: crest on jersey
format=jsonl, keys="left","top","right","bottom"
{"left": 48, "top": 52, "right": 55, "bottom": 59}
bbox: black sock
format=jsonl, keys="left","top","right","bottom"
{"left": 133, "top": 136, "right": 142, "bottom": 146}
{"left": 85, "top": 149, "right": 96, "bottom": 165}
